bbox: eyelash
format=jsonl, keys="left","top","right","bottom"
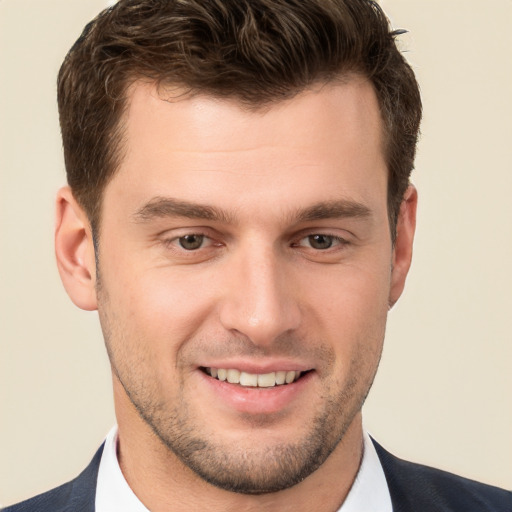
{"left": 162, "top": 232, "right": 216, "bottom": 252}
{"left": 162, "top": 231, "right": 350, "bottom": 254}
{"left": 292, "top": 234, "right": 349, "bottom": 251}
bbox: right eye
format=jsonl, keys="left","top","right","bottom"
{"left": 177, "top": 234, "right": 206, "bottom": 250}
{"left": 302, "top": 234, "right": 337, "bottom": 250}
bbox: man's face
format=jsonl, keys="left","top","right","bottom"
{"left": 94, "top": 79, "right": 409, "bottom": 493}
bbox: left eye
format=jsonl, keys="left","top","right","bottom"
{"left": 177, "top": 234, "right": 206, "bottom": 250}
{"left": 299, "top": 234, "right": 342, "bottom": 250}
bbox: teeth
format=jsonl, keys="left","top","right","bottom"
{"left": 275, "top": 371, "right": 286, "bottom": 385}
{"left": 285, "top": 371, "right": 296, "bottom": 384}
{"left": 226, "top": 369, "right": 241, "bottom": 384}
{"left": 257, "top": 372, "right": 276, "bottom": 387}
{"left": 240, "top": 372, "right": 258, "bottom": 386}
{"left": 205, "top": 368, "right": 302, "bottom": 387}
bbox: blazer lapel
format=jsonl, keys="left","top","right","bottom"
{"left": 372, "top": 439, "right": 420, "bottom": 512}
{"left": 60, "top": 443, "right": 104, "bottom": 512}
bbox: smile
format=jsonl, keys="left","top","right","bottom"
{"left": 203, "top": 367, "right": 303, "bottom": 387}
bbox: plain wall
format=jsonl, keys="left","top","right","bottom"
{"left": 1, "top": 0, "right": 511, "bottom": 506}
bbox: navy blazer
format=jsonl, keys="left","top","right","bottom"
{"left": 3, "top": 440, "right": 511, "bottom": 511}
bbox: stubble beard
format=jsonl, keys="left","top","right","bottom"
{"left": 105, "top": 334, "right": 378, "bottom": 495}
{"left": 97, "top": 279, "right": 382, "bottom": 495}
{"left": 124, "top": 375, "right": 365, "bottom": 495}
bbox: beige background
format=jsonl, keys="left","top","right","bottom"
{"left": 1, "top": 0, "right": 511, "bottom": 507}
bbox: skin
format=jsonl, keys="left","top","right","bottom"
{"left": 55, "top": 77, "right": 416, "bottom": 511}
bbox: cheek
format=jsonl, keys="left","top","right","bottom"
{"left": 302, "top": 258, "right": 391, "bottom": 324}
{"left": 103, "top": 262, "right": 219, "bottom": 350}
{"left": 300, "top": 261, "right": 390, "bottom": 371}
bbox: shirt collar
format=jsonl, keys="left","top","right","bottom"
{"left": 95, "top": 426, "right": 391, "bottom": 512}
{"left": 337, "top": 430, "right": 393, "bottom": 512}
{"left": 95, "top": 426, "right": 150, "bottom": 512}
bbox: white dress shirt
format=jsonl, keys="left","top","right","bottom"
{"left": 95, "top": 425, "right": 392, "bottom": 512}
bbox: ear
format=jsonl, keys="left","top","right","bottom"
{"left": 55, "top": 186, "right": 98, "bottom": 311}
{"left": 389, "top": 184, "right": 417, "bottom": 308}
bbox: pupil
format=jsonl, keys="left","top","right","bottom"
{"left": 309, "top": 234, "right": 332, "bottom": 249}
{"left": 179, "top": 234, "right": 204, "bottom": 250}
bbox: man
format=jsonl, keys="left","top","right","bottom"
{"left": 3, "top": 0, "right": 510, "bottom": 511}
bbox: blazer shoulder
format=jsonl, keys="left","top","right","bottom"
{"left": 372, "top": 439, "right": 512, "bottom": 512}
{"left": 2, "top": 480, "right": 75, "bottom": 512}
{"left": 2, "top": 444, "right": 104, "bottom": 512}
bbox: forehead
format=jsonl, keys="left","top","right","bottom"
{"left": 123, "top": 77, "right": 384, "bottom": 153}
{"left": 107, "top": 78, "right": 387, "bottom": 222}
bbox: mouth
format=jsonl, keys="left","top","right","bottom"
{"left": 200, "top": 367, "right": 309, "bottom": 388}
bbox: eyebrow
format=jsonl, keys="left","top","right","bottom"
{"left": 133, "top": 197, "right": 234, "bottom": 223}
{"left": 295, "top": 200, "right": 372, "bottom": 223}
{"left": 132, "top": 197, "right": 372, "bottom": 224}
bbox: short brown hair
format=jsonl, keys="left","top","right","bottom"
{"left": 58, "top": 0, "right": 421, "bottom": 233}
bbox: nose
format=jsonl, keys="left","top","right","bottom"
{"left": 218, "top": 245, "right": 301, "bottom": 347}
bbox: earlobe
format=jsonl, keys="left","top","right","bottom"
{"left": 55, "top": 186, "right": 98, "bottom": 311}
{"left": 389, "top": 185, "right": 417, "bottom": 309}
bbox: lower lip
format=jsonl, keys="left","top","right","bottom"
{"left": 197, "top": 370, "right": 315, "bottom": 415}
